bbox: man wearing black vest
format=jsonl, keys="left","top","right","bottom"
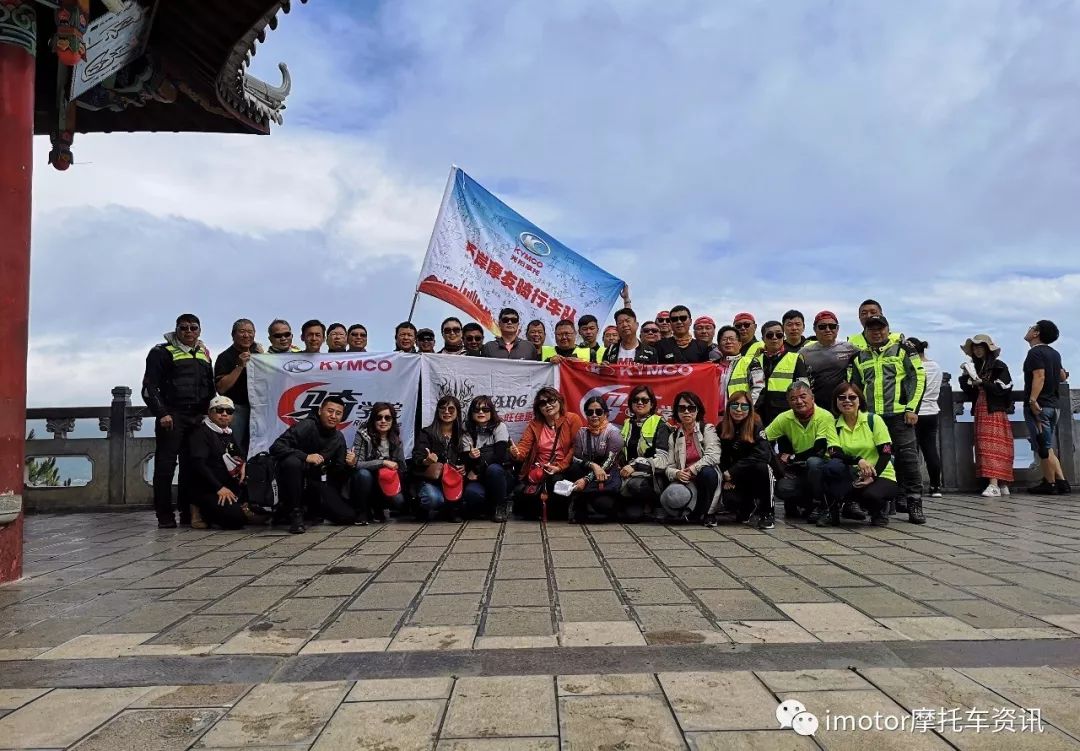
{"left": 142, "top": 313, "right": 215, "bottom": 528}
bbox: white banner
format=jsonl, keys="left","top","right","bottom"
{"left": 248, "top": 352, "right": 421, "bottom": 457}
{"left": 416, "top": 167, "right": 626, "bottom": 334}
{"left": 420, "top": 355, "right": 557, "bottom": 441}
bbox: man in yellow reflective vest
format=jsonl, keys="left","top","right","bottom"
{"left": 849, "top": 299, "right": 904, "bottom": 351}
{"left": 755, "top": 320, "right": 811, "bottom": 426}
{"left": 542, "top": 319, "right": 593, "bottom": 363}
{"left": 142, "top": 314, "right": 216, "bottom": 528}
{"left": 850, "top": 314, "right": 927, "bottom": 524}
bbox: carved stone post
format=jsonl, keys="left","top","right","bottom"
{"left": 108, "top": 386, "right": 131, "bottom": 506}
{"left": 0, "top": 0, "right": 37, "bottom": 582}
{"left": 1057, "top": 382, "right": 1078, "bottom": 482}
{"left": 938, "top": 373, "right": 960, "bottom": 492}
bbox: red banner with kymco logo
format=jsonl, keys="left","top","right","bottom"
{"left": 557, "top": 360, "right": 720, "bottom": 426}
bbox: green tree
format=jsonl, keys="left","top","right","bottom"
{"left": 25, "top": 430, "right": 61, "bottom": 487}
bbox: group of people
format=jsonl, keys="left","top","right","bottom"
{"left": 141, "top": 303, "right": 1071, "bottom": 533}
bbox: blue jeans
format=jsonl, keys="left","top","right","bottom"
{"left": 461, "top": 464, "right": 508, "bottom": 517}
{"left": 351, "top": 468, "right": 406, "bottom": 519}
{"left": 1024, "top": 405, "right": 1058, "bottom": 457}
{"left": 417, "top": 481, "right": 446, "bottom": 516}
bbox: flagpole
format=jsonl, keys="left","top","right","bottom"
{"left": 409, "top": 164, "right": 459, "bottom": 324}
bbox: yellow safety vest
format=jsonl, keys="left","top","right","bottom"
{"left": 764, "top": 352, "right": 801, "bottom": 394}
{"left": 727, "top": 341, "right": 764, "bottom": 396}
{"left": 620, "top": 414, "right": 662, "bottom": 459}
{"left": 848, "top": 331, "right": 903, "bottom": 351}
{"left": 542, "top": 345, "right": 591, "bottom": 362}
{"left": 165, "top": 344, "right": 210, "bottom": 363}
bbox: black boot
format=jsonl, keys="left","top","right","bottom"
{"left": 289, "top": 508, "right": 306, "bottom": 535}
{"left": 907, "top": 498, "right": 926, "bottom": 525}
{"left": 841, "top": 502, "right": 867, "bottom": 521}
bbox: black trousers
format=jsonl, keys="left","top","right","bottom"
{"left": 882, "top": 414, "right": 922, "bottom": 499}
{"left": 729, "top": 461, "right": 773, "bottom": 518}
{"left": 276, "top": 455, "right": 358, "bottom": 525}
{"left": 915, "top": 414, "right": 942, "bottom": 487}
{"left": 194, "top": 490, "right": 247, "bottom": 530}
{"left": 153, "top": 412, "right": 202, "bottom": 523}
{"left": 514, "top": 472, "right": 565, "bottom": 519}
{"left": 826, "top": 474, "right": 897, "bottom": 516}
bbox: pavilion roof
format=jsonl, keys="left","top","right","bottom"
{"left": 32, "top": 0, "right": 304, "bottom": 136}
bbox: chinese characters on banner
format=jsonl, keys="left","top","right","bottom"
{"left": 247, "top": 353, "right": 422, "bottom": 457}
{"left": 415, "top": 167, "right": 626, "bottom": 334}
{"left": 420, "top": 355, "right": 557, "bottom": 441}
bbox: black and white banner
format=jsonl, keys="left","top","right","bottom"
{"left": 420, "top": 354, "right": 557, "bottom": 440}
{"left": 248, "top": 352, "right": 422, "bottom": 456}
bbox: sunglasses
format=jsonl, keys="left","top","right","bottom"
{"left": 418, "top": 335, "right": 435, "bottom": 341}
{"left": 211, "top": 407, "right": 235, "bottom": 415}
{"left": 764, "top": 332, "right": 784, "bottom": 340}
{"left": 669, "top": 315, "right": 690, "bottom": 323}
{"left": 656, "top": 317, "right": 670, "bottom": 323}
{"left": 438, "top": 405, "right": 458, "bottom": 412}
{"left": 631, "top": 396, "right": 652, "bottom": 405}
{"left": 585, "top": 408, "right": 606, "bottom": 417}
{"left": 815, "top": 323, "right": 838, "bottom": 330}
{"left": 734, "top": 322, "right": 754, "bottom": 330}
{"left": 375, "top": 413, "right": 393, "bottom": 422}
{"left": 178, "top": 325, "right": 200, "bottom": 332}
{"left": 473, "top": 405, "right": 492, "bottom": 414}
{"left": 642, "top": 328, "right": 660, "bottom": 335}
{"left": 729, "top": 403, "right": 750, "bottom": 412}
{"left": 271, "top": 332, "right": 292, "bottom": 339}
{"left": 837, "top": 394, "right": 860, "bottom": 403}
{"left": 501, "top": 317, "right": 519, "bottom": 324}
{"left": 465, "top": 335, "right": 483, "bottom": 342}
{"left": 443, "top": 327, "right": 462, "bottom": 334}
{"left": 538, "top": 397, "right": 558, "bottom": 406}
{"left": 677, "top": 404, "right": 698, "bottom": 413}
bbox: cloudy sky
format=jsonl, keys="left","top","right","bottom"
{"left": 29, "top": 0, "right": 1080, "bottom": 407}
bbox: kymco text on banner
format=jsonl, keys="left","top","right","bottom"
{"left": 557, "top": 359, "right": 721, "bottom": 426}
{"left": 247, "top": 352, "right": 422, "bottom": 457}
{"left": 416, "top": 166, "right": 626, "bottom": 334}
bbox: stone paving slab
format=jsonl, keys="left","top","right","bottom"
{"left": 4, "top": 665, "right": 1074, "bottom": 749}
{"left": 7, "top": 492, "right": 1080, "bottom": 661}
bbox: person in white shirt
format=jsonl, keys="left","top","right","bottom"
{"left": 908, "top": 338, "right": 943, "bottom": 497}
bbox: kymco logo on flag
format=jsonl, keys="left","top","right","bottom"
{"left": 415, "top": 166, "right": 626, "bottom": 334}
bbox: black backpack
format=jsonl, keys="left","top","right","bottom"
{"left": 244, "top": 452, "right": 277, "bottom": 513}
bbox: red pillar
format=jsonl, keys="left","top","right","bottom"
{"left": 0, "top": 0, "right": 36, "bottom": 582}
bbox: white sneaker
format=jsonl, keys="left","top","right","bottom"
{"left": 981, "top": 485, "right": 1001, "bottom": 498}
{"left": 1001, "top": 485, "right": 1010, "bottom": 496}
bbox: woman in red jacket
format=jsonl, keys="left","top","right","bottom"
{"left": 509, "top": 386, "right": 583, "bottom": 519}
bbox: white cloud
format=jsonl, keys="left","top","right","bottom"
{"left": 24, "top": 0, "right": 1080, "bottom": 405}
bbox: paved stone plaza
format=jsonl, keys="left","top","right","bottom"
{"left": 2, "top": 492, "right": 1080, "bottom": 748}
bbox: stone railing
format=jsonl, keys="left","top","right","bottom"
{"left": 21, "top": 381, "right": 1080, "bottom": 511}
{"left": 24, "top": 387, "right": 154, "bottom": 511}
{"left": 939, "top": 375, "right": 1079, "bottom": 491}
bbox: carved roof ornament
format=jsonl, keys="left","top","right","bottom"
{"left": 215, "top": 0, "right": 304, "bottom": 131}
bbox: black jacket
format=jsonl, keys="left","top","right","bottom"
{"left": 188, "top": 422, "right": 243, "bottom": 494}
{"left": 142, "top": 334, "right": 215, "bottom": 417}
{"left": 720, "top": 426, "right": 774, "bottom": 472}
{"left": 270, "top": 417, "right": 349, "bottom": 481}
{"left": 602, "top": 342, "right": 659, "bottom": 364}
{"left": 412, "top": 425, "right": 467, "bottom": 470}
{"left": 959, "top": 357, "right": 1013, "bottom": 414}
{"left": 464, "top": 423, "right": 510, "bottom": 475}
{"left": 756, "top": 350, "right": 811, "bottom": 426}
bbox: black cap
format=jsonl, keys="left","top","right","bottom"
{"left": 417, "top": 328, "right": 435, "bottom": 340}
{"left": 864, "top": 314, "right": 889, "bottom": 328}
